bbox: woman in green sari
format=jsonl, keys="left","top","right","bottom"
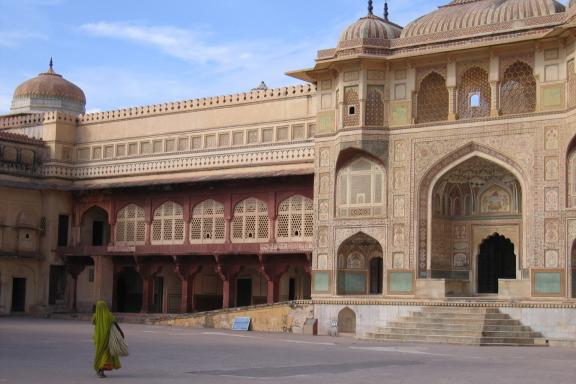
{"left": 92, "top": 301, "right": 122, "bottom": 378}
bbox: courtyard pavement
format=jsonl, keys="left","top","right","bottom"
{"left": 1, "top": 317, "right": 575, "bottom": 384}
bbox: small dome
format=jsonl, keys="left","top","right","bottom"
{"left": 401, "top": 0, "right": 565, "bottom": 40}
{"left": 14, "top": 66, "right": 86, "bottom": 104}
{"left": 339, "top": 14, "right": 402, "bottom": 46}
{"left": 11, "top": 60, "right": 86, "bottom": 115}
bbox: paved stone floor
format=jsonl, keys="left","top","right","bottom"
{"left": 1, "top": 317, "right": 576, "bottom": 384}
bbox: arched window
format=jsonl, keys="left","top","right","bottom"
{"left": 417, "top": 72, "right": 449, "bottom": 123}
{"left": 500, "top": 61, "right": 536, "bottom": 115}
{"left": 151, "top": 201, "right": 184, "bottom": 245}
{"left": 190, "top": 200, "right": 225, "bottom": 244}
{"left": 276, "top": 195, "right": 314, "bottom": 242}
{"left": 337, "top": 157, "right": 385, "bottom": 218}
{"left": 458, "top": 67, "right": 491, "bottom": 119}
{"left": 115, "top": 204, "right": 146, "bottom": 246}
{"left": 232, "top": 198, "right": 269, "bottom": 242}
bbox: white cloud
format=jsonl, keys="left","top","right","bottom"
{"left": 0, "top": 31, "right": 46, "bottom": 47}
{"left": 79, "top": 22, "right": 255, "bottom": 70}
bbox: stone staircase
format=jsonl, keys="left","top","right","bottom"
{"left": 365, "top": 307, "right": 546, "bottom": 346}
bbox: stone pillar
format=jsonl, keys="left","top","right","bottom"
{"left": 489, "top": 54, "right": 500, "bottom": 117}
{"left": 259, "top": 255, "right": 289, "bottom": 304}
{"left": 174, "top": 261, "right": 202, "bottom": 313}
{"left": 136, "top": 261, "right": 161, "bottom": 314}
{"left": 66, "top": 264, "right": 86, "bottom": 312}
{"left": 215, "top": 256, "right": 243, "bottom": 309}
{"left": 447, "top": 86, "right": 458, "bottom": 121}
{"left": 141, "top": 277, "right": 153, "bottom": 314}
{"left": 490, "top": 81, "right": 500, "bottom": 117}
{"left": 92, "top": 256, "right": 114, "bottom": 307}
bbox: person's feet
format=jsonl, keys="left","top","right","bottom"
{"left": 96, "top": 370, "right": 106, "bottom": 378}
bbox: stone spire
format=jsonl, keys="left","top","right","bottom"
{"left": 368, "top": 0, "right": 373, "bottom": 15}
{"left": 384, "top": 1, "right": 389, "bottom": 21}
{"left": 48, "top": 57, "right": 54, "bottom": 74}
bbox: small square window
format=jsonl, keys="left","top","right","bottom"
{"left": 469, "top": 92, "right": 481, "bottom": 108}
{"left": 348, "top": 105, "right": 356, "bottom": 116}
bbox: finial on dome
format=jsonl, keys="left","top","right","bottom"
{"left": 384, "top": 1, "right": 389, "bottom": 20}
{"left": 48, "top": 57, "right": 54, "bottom": 74}
{"left": 368, "top": 0, "right": 373, "bottom": 15}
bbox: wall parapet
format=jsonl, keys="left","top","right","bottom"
{"left": 78, "top": 84, "right": 317, "bottom": 125}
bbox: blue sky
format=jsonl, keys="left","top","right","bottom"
{"left": 0, "top": 0, "right": 451, "bottom": 114}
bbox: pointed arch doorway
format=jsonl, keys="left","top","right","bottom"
{"left": 477, "top": 234, "right": 517, "bottom": 294}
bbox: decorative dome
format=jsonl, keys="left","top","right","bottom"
{"left": 11, "top": 59, "right": 86, "bottom": 115}
{"left": 337, "top": 1, "right": 402, "bottom": 51}
{"left": 401, "top": 0, "right": 565, "bottom": 40}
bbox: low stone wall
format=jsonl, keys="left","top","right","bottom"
{"left": 152, "top": 301, "right": 314, "bottom": 333}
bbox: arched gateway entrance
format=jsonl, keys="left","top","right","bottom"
{"left": 429, "top": 156, "right": 522, "bottom": 295}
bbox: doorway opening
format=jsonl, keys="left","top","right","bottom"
{"left": 115, "top": 267, "right": 143, "bottom": 313}
{"left": 11, "top": 278, "right": 26, "bottom": 312}
{"left": 477, "top": 234, "right": 516, "bottom": 294}
{"left": 151, "top": 277, "right": 164, "bottom": 313}
{"left": 288, "top": 278, "right": 296, "bottom": 301}
{"left": 337, "top": 307, "right": 356, "bottom": 334}
{"left": 236, "top": 278, "right": 252, "bottom": 307}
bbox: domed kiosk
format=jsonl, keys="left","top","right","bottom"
{"left": 335, "top": 0, "right": 402, "bottom": 56}
{"left": 10, "top": 59, "right": 86, "bottom": 115}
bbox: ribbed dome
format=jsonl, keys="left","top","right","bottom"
{"left": 13, "top": 65, "right": 86, "bottom": 104}
{"left": 401, "top": 0, "right": 565, "bottom": 39}
{"left": 339, "top": 14, "right": 402, "bottom": 47}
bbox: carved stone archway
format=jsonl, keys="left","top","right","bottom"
{"left": 417, "top": 143, "right": 529, "bottom": 277}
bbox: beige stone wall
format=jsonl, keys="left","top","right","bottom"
{"left": 0, "top": 187, "right": 73, "bottom": 313}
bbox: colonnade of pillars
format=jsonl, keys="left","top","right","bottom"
{"left": 70, "top": 254, "right": 311, "bottom": 314}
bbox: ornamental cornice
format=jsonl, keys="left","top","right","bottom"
{"left": 39, "top": 144, "right": 315, "bottom": 181}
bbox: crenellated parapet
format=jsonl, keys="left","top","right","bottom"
{"left": 78, "top": 84, "right": 316, "bottom": 125}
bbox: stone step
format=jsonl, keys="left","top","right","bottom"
{"left": 395, "top": 317, "right": 521, "bottom": 326}
{"left": 365, "top": 333, "right": 538, "bottom": 346}
{"left": 420, "top": 307, "right": 501, "bottom": 314}
{"left": 381, "top": 321, "right": 532, "bottom": 332}
{"left": 412, "top": 312, "right": 512, "bottom": 320}
{"left": 374, "top": 327, "right": 540, "bottom": 338}
{"left": 363, "top": 306, "right": 544, "bottom": 347}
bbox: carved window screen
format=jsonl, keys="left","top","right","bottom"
{"left": 343, "top": 86, "right": 360, "bottom": 127}
{"left": 115, "top": 204, "right": 146, "bottom": 246}
{"left": 568, "top": 60, "right": 576, "bottom": 109}
{"left": 151, "top": 201, "right": 185, "bottom": 245}
{"left": 232, "top": 198, "right": 269, "bottom": 242}
{"left": 276, "top": 195, "right": 314, "bottom": 242}
{"left": 500, "top": 61, "right": 536, "bottom": 115}
{"left": 366, "top": 85, "right": 385, "bottom": 126}
{"left": 417, "top": 72, "right": 449, "bottom": 123}
{"left": 337, "top": 157, "right": 385, "bottom": 218}
{"left": 458, "top": 67, "right": 491, "bottom": 119}
{"left": 190, "top": 200, "right": 225, "bottom": 244}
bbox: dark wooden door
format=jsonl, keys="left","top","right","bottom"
{"left": 236, "top": 279, "right": 252, "bottom": 307}
{"left": 478, "top": 235, "right": 516, "bottom": 294}
{"left": 92, "top": 221, "right": 104, "bottom": 246}
{"left": 11, "top": 278, "right": 26, "bottom": 312}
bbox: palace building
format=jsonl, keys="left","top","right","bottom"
{"left": 2, "top": 0, "right": 576, "bottom": 341}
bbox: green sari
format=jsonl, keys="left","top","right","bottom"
{"left": 92, "top": 301, "right": 122, "bottom": 372}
